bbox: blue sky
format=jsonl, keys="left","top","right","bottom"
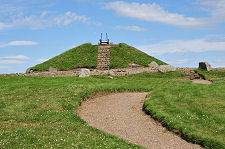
{"left": 1, "top": 0, "right": 225, "bottom": 73}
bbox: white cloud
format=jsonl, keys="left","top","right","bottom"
{"left": 11, "top": 13, "right": 49, "bottom": 30}
{"left": 0, "top": 59, "right": 26, "bottom": 64}
{"left": 40, "top": 11, "right": 47, "bottom": 18}
{"left": 7, "top": 41, "right": 38, "bottom": 46}
{"left": 0, "top": 55, "right": 30, "bottom": 64}
{"left": 106, "top": 1, "right": 207, "bottom": 28}
{"left": 0, "top": 11, "right": 99, "bottom": 30}
{"left": 106, "top": 1, "right": 225, "bottom": 28}
{"left": 0, "top": 65, "right": 10, "bottom": 69}
{"left": 198, "top": 0, "right": 225, "bottom": 21}
{"left": 0, "top": 41, "right": 38, "bottom": 48}
{"left": 138, "top": 38, "right": 225, "bottom": 56}
{"left": 0, "top": 22, "right": 10, "bottom": 30}
{"left": 211, "top": 60, "right": 225, "bottom": 67}
{"left": 0, "top": 22, "right": 6, "bottom": 30}
{"left": 113, "top": 25, "right": 148, "bottom": 32}
{"left": 54, "top": 11, "right": 89, "bottom": 26}
{"left": 93, "top": 22, "right": 103, "bottom": 27}
{"left": 1, "top": 55, "right": 29, "bottom": 60}
{"left": 36, "top": 58, "right": 49, "bottom": 63}
{"left": 164, "top": 59, "right": 190, "bottom": 65}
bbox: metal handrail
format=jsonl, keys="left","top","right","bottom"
{"left": 99, "top": 33, "right": 109, "bottom": 45}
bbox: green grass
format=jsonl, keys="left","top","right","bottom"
{"left": 0, "top": 70, "right": 224, "bottom": 148}
{"left": 31, "top": 43, "right": 166, "bottom": 71}
{"left": 143, "top": 70, "right": 225, "bottom": 149}
{"left": 110, "top": 43, "right": 166, "bottom": 68}
{"left": 195, "top": 69, "right": 225, "bottom": 82}
{"left": 31, "top": 43, "right": 98, "bottom": 71}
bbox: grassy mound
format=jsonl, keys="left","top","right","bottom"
{"left": 31, "top": 43, "right": 166, "bottom": 71}
{"left": 32, "top": 43, "right": 98, "bottom": 71}
{"left": 110, "top": 43, "right": 166, "bottom": 68}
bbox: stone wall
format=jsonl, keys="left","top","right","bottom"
{"left": 1, "top": 66, "right": 158, "bottom": 77}
{"left": 91, "top": 66, "right": 159, "bottom": 76}
{"left": 1, "top": 61, "right": 178, "bottom": 77}
{"left": 176, "top": 67, "right": 202, "bottom": 80}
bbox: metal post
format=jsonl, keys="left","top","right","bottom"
{"left": 106, "top": 33, "right": 109, "bottom": 44}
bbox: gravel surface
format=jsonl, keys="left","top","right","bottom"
{"left": 192, "top": 79, "right": 212, "bottom": 84}
{"left": 77, "top": 92, "right": 203, "bottom": 149}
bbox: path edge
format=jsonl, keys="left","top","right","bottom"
{"left": 142, "top": 101, "right": 207, "bottom": 148}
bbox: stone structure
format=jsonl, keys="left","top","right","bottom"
{"left": 148, "top": 61, "right": 159, "bottom": 70}
{"left": 96, "top": 45, "right": 111, "bottom": 70}
{"left": 158, "top": 65, "right": 176, "bottom": 73}
{"left": 92, "top": 66, "right": 159, "bottom": 76}
{"left": 5, "top": 63, "right": 178, "bottom": 77}
{"left": 19, "top": 37, "right": 179, "bottom": 77}
{"left": 128, "top": 63, "right": 142, "bottom": 68}
{"left": 78, "top": 68, "right": 90, "bottom": 77}
{"left": 97, "top": 34, "right": 119, "bottom": 70}
{"left": 176, "top": 67, "right": 204, "bottom": 80}
{"left": 26, "top": 67, "right": 33, "bottom": 74}
{"left": 199, "top": 62, "right": 211, "bottom": 71}
{"left": 48, "top": 67, "right": 59, "bottom": 72}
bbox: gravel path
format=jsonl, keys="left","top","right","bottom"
{"left": 77, "top": 92, "right": 203, "bottom": 149}
{"left": 192, "top": 79, "right": 212, "bottom": 84}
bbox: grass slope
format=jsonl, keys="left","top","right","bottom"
{"left": 31, "top": 43, "right": 166, "bottom": 71}
{"left": 195, "top": 69, "right": 225, "bottom": 81}
{"left": 32, "top": 43, "right": 98, "bottom": 71}
{"left": 110, "top": 43, "right": 166, "bottom": 68}
{"left": 0, "top": 71, "right": 224, "bottom": 148}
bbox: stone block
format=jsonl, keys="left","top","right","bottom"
{"left": 199, "top": 62, "right": 211, "bottom": 71}
{"left": 26, "top": 67, "right": 33, "bottom": 74}
{"left": 158, "top": 65, "right": 176, "bottom": 73}
{"left": 48, "top": 67, "right": 59, "bottom": 72}
{"left": 79, "top": 68, "right": 90, "bottom": 77}
{"left": 148, "top": 61, "right": 159, "bottom": 70}
{"left": 107, "top": 76, "right": 113, "bottom": 79}
{"left": 128, "top": 63, "right": 142, "bottom": 68}
{"left": 108, "top": 70, "right": 115, "bottom": 76}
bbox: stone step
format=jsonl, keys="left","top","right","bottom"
{"left": 98, "top": 58, "right": 110, "bottom": 59}
{"left": 98, "top": 63, "right": 110, "bottom": 65}
{"left": 97, "top": 45, "right": 111, "bottom": 70}
{"left": 98, "top": 55, "right": 110, "bottom": 57}
{"left": 97, "top": 59, "right": 110, "bottom": 61}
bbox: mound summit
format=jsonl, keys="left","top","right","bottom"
{"left": 31, "top": 43, "right": 166, "bottom": 71}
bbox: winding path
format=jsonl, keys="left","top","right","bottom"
{"left": 77, "top": 92, "right": 203, "bottom": 149}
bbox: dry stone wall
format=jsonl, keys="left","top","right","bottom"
{"left": 158, "top": 65, "right": 176, "bottom": 72}
{"left": 91, "top": 65, "right": 160, "bottom": 76}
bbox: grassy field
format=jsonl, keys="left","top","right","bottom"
{"left": 31, "top": 43, "right": 166, "bottom": 71}
{"left": 0, "top": 70, "right": 224, "bottom": 148}
{"left": 143, "top": 70, "right": 225, "bottom": 149}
